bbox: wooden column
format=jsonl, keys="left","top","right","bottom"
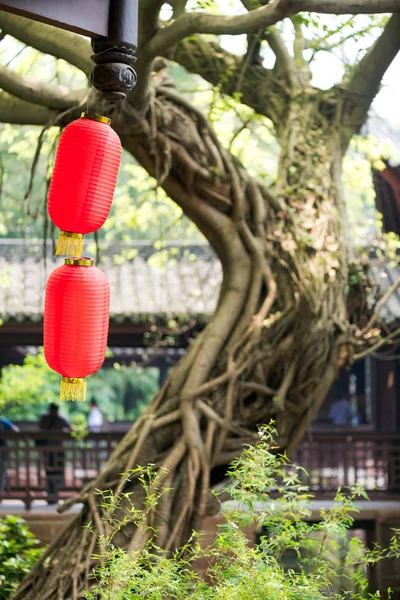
{"left": 375, "top": 359, "right": 397, "bottom": 433}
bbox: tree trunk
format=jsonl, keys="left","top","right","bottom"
{"left": 13, "top": 82, "right": 370, "bottom": 600}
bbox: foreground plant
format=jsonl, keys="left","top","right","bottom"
{"left": 80, "top": 428, "right": 399, "bottom": 600}
{"left": 0, "top": 516, "right": 43, "bottom": 600}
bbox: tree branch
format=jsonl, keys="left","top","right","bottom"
{"left": 131, "top": 0, "right": 167, "bottom": 104}
{"left": 354, "top": 326, "right": 400, "bottom": 360}
{"left": 240, "top": 0, "right": 263, "bottom": 10}
{"left": 0, "top": 91, "right": 55, "bottom": 125}
{"left": 143, "top": 0, "right": 400, "bottom": 59}
{"left": 172, "top": 0, "right": 188, "bottom": 19}
{"left": 0, "top": 12, "right": 91, "bottom": 74}
{"left": 291, "top": 18, "right": 311, "bottom": 79}
{"left": 342, "top": 13, "right": 400, "bottom": 144}
{"left": 138, "top": 0, "right": 165, "bottom": 45}
{"left": 143, "top": 0, "right": 290, "bottom": 58}
{"left": 169, "top": 36, "right": 289, "bottom": 124}
{"left": 303, "top": 0, "right": 400, "bottom": 11}
{"left": 239, "top": 0, "right": 299, "bottom": 84}
{"left": 359, "top": 276, "right": 400, "bottom": 335}
{"left": 0, "top": 64, "right": 87, "bottom": 109}
{"left": 265, "top": 28, "right": 299, "bottom": 87}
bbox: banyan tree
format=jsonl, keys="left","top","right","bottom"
{"left": 0, "top": 1, "right": 399, "bottom": 597}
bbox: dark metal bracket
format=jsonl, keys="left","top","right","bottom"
{"left": 0, "top": 0, "right": 138, "bottom": 100}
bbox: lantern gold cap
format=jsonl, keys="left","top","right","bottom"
{"left": 62, "top": 377, "right": 86, "bottom": 384}
{"left": 59, "top": 231, "right": 84, "bottom": 240}
{"left": 65, "top": 257, "right": 94, "bottom": 267}
{"left": 81, "top": 112, "right": 111, "bottom": 125}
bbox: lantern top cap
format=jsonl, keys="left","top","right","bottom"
{"left": 81, "top": 112, "right": 111, "bottom": 125}
{"left": 62, "top": 377, "right": 87, "bottom": 384}
{"left": 65, "top": 257, "right": 94, "bottom": 267}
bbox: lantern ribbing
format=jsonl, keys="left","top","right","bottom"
{"left": 48, "top": 113, "right": 121, "bottom": 258}
{"left": 44, "top": 258, "right": 110, "bottom": 402}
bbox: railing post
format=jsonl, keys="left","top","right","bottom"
{"left": 24, "top": 434, "right": 32, "bottom": 510}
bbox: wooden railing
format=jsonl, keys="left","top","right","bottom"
{"left": 292, "top": 432, "right": 400, "bottom": 497}
{"left": 0, "top": 431, "right": 400, "bottom": 508}
{"left": 0, "top": 431, "right": 123, "bottom": 508}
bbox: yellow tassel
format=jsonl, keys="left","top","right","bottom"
{"left": 56, "top": 231, "right": 84, "bottom": 258}
{"left": 60, "top": 377, "right": 87, "bottom": 402}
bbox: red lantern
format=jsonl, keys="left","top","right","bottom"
{"left": 44, "top": 258, "right": 110, "bottom": 401}
{"left": 48, "top": 113, "right": 121, "bottom": 257}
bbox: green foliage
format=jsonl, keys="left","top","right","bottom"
{"left": 0, "top": 102, "right": 203, "bottom": 253}
{"left": 0, "top": 349, "right": 60, "bottom": 419}
{"left": 0, "top": 516, "right": 44, "bottom": 600}
{"left": 0, "top": 9, "right": 396, "bottom": 254}
{"left": 70, "top": 413, "right": 89, "bottom": 441}
{"left": 0, "top": 38, "right": 82, "bottom": 237}
{"left": 87, "top": 363, "right": 159, "bottom": 422}
{"left": 343, "top": 134, "right": 400, "bottom": 248}
{"left": 101, "top": 162, "right": 204, "bottom": 247}
{"left": 0, "top": 123, "right": 59, "bottom": 238}
{"left": 83, "top": 427, "right": 400, "bottom": 599}
{"left": 0, "top": 50, "right": 394, "bottom": 259}
{"left": 0, "top": 349, "right": 158, "bottom": 422}
{"left": 0, "top": 73, "right": 390, "bottom": 260}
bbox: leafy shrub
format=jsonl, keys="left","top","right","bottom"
{"left": 83, "top": 427, "right": 400, "bottom": 599}
{"left": 70, "top": 413, "right": 89, "bottom": 441}
{"left": 0, "top": 516, "right": 44, "bottom": 599}
{"left": 0, "top": 348, "right": 157, "bottom": 423}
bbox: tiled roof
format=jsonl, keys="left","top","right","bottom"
{"left": 0, "top": 240, "right": 398, "bottom": 326}
{"left": 0, "top": 240, "right": 222, "bottom": 323}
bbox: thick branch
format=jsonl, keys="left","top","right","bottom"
{"left": 130, "top": 0, "right": 166, "bottom": 104}
{"left": 143, "top": 0, "right": 290, "bottom": 58}
{"left": 138, "top": 0, "right": 164, "bottom": 46}
{"left": 291, "top": 18, "right": 311, "bottom": 83}
{"left": 0, "top": 91, "right": 54, "bottom": 124}
{"left": 169, "top": 37, "right": 289, "bottom": 124}
{"left": 0, "top": 12, "right": 91, "bottom": 74}
{"left": 342, "top": 13, "right": 400, "bottom": 144}
{"left": 143, "top": 0, "right": 400, "bottom": 58}
{"left": 239, "top": 1, "right": 299, "bottom": 85}
{"left": 172, "top": 0, "right": 188, "bottom": 19}
{"left": 303, "top": 0, "right": 400, "bottom": 11}
{"left": 0, "top": 64, "right": 87, "bottom": 109}
{"left": 265, "top": 28, "right": 299, "bottom": 86}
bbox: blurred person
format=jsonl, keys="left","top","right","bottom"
{"left": 38, "top": 403, "right": 70, "bottom": 505}
{"left": 0, "top": 416, "right": 19, "bottom": 493}
{"left": 329, "top": 396, "right": 356, "bottom": 426}
{"left": 87, "top": 399, "right": 103, "bottom": 432}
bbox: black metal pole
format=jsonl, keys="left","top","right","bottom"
{"left": 91, "top": 0, "right": 138, "bottom": 100}
{"left": 108, "top": 0, "right": 138, "bottom": 47}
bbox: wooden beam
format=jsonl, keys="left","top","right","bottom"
{"left": 0, "top": 0, "right": 138, "bottom": 45}
{"left": 0, "top": 319, "right": 206, "bottom": 349}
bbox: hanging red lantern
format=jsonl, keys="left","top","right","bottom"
{"left": 48, "top": 113, "right": 121, "bottom": 257}
{"left": 44, "top": 258, "right": 110, "bottom": 401}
